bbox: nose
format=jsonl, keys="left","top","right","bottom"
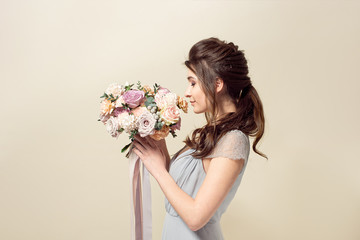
{"left": 185, "top": 87, "right": 191, "bottom": 98}
{"left": 184, "top": 85, "right": 191, "bottom": 98}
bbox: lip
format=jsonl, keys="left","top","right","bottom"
{"left": 190, "top": 101, "right": 195, "bottom": 105}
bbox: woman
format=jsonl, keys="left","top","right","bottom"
{"left": 132, "top": 37, "right": 268, "bottom": 239}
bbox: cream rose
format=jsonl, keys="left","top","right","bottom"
{"left": 106, "top": 116, "right": 121, "bottom": 139}
{"left": 137, "top": 111, "right": 156, "bottom": 137}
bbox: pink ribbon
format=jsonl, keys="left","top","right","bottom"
{"left": 128, "top": 147, "right": 152, "bottom": 240}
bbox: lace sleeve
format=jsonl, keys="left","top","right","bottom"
{"left": 205, "top": 130, "right": 250, "bottom": 161}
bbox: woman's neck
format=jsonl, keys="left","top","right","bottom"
{"left": 215, "top": 96, "right": 237, "bottom": 120}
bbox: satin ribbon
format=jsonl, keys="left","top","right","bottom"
{"left": 128, "top": 146, "right": 152, "bottom": 240}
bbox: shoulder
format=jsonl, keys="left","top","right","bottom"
{"left": 219, "top": 129, "right": 249, "bottom": 144}
{"left": 205, "top": 129, "right": 250, "bottom": 161}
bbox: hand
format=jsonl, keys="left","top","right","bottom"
{"left": 132, "top": 134, "right": 167, "bottom": 178}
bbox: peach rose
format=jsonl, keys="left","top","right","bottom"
{"left": 160, "top": 105, "right": 180, "bottom": 125}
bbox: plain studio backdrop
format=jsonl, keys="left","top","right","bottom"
{"left": 1, "top": 0, "right": 359, "bottom": 239}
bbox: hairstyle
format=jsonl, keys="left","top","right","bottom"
{"left": 180, "top": 37, "right": 268, "bottom": 160}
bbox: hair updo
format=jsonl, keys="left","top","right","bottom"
{"left": 182, "top": 37, "right": 268, "bottom": 160}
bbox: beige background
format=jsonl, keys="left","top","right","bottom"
{"left": 1, "top": 0, "right": 359, "bottom": 239}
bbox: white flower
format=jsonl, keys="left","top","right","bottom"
{"left": 105, "top": 83, "right": 125, "bottom": 97}
{"left": 106, "top": 116, "right": 121, "bottom": 139}
{"left": 155, "top": 92, "right": 178, "bottom": 110}
{"left": 115, "top": 96, "right": 126, "bottom": 108}
{"left": 164, "top": 93, "right": 177, "bottom": 107}
{"left": 137, "top": 111, "right": 156, "bottom": 137}
{"left": 120, "top": 114, "right": 138, "bottom": 134}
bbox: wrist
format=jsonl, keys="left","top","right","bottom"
{"left": 154, "top": 167, "right": 169, "bottom": 182}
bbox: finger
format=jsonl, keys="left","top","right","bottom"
{"left": 132, "top": 147, "right": 143, "bottom": 159}
{"left": 136, "top": 135, "right": 152, "bottom": 149}
{"left": 133, "top": 140, "right": 147, "bottom": 153}
{"left": 138, "top": 134, "right": 151, "bottom": 146}
{"left": 134, "top": 135, "right": 147, "bottom": 148}
{"left": 145, "top": 136, "right": 156, "bottom": 148}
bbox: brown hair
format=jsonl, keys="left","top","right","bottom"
{"left": 180, "top": 37, "right": 268, "bottom": 160}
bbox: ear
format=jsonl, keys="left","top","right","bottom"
{"left": 215, "top": 78, "right": 224, "bottom": 93}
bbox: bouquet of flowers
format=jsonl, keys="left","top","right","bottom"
{"left": 98, "top": 81, "right": 188, "bottom": 154}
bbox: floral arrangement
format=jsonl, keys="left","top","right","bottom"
{"left": 98, "top": 81, "right": 188, "bottom": 153}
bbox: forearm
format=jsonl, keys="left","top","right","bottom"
{"left": 154, "top": 169, "right": 197, "bottom": 230}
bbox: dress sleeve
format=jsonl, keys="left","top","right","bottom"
{"left": 205, "top": 130, "right": 250, "bottom": 161}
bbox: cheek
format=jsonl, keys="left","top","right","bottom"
{"left": 194, "top": 89, "right": 207, "bottom": 105}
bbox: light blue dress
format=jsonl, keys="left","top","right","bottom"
{"left": 162, "top": 130, "right": 250, "bottom": 240}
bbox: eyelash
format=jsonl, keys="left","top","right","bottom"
{"left": 191, "top": 82, "right": 195, "bottom": 86}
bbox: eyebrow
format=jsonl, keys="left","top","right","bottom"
{"left": 187, "top": 76, "right": 195, "bottom": 81}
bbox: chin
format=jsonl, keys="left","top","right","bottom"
{"left": 192, "top": 107, "right": 206, "bottom": 114}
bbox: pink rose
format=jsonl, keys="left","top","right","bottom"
{"left": 160, "top": 105, "right": 180, "bottom": 125}
{"left": 122, "top": 90, "right": 145, "bottom": 108}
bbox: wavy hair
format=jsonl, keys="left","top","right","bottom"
{"left": 181, "top": 37, "right": 268, "bottom": 160}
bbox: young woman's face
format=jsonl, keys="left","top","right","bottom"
{"left": 184, "top": 69, "right": 210, "bottom": 114}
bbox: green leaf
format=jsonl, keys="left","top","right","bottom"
{"left": 129, "top": 129, "right": 138, "bottom": 139}
{"left": 137, "top": 81, "right": 143, "bottom": 90}
{"left": 170, "top": 129, "right": 177, "bottom": 138}
{"left": 121, "top": 142, "right": 132, "bottom": 153}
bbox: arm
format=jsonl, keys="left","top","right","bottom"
{"left": 132, "top": 131, "right": 248, "bottom": 231}
{"left": 155, "top": 156, "right": 244, "bottom": 231}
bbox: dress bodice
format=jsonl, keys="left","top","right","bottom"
{"left": 164, "top": 129, "right": 250, "bottom": 224}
